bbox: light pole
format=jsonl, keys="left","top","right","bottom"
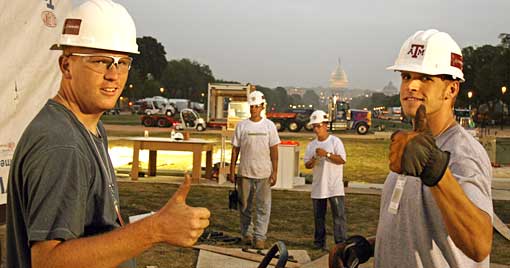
{"left": 129, "top": 84, "right": 134, "bottom": 101}
{"left": 502, "top": 86, "right": 507, "bottom": 129}
{"left": 467, "top": 91, "right": 473, "bottom": 110}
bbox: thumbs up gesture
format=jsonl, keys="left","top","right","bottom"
{"left": 389, "top": 105, "right": 450, "bottom": 186}
{"left": 152, "top": 173, "right": 211, "bottom": 247}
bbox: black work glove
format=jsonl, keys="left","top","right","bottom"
{"left": 390, "top": 105, "right": 450, "bottom": 186}
{"left": 329, "top": 235, "right": 373, "bottom": 268}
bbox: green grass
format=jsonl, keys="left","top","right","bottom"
{"left": 109, "top": 132, "right": 391, "bottom": 184}
{"left": 118, "top": 182, "right": 510, "bottom": 267}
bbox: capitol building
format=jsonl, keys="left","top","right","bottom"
{"left": 329, "top": 58, "right": 349, "bottom": 90}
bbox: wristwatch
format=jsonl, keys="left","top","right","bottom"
{"left": 326, "top": 152, "right": 332, "bottom": 158}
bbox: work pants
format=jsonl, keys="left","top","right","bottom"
{"left": 238, "top": 176, "right": 272, "bottom": 241}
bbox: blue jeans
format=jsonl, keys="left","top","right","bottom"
{"left": 313, "top": 196, "right": 347, "bottom": 246}
{"left": 238, "top": 177, "right": 272, "bottom": 241}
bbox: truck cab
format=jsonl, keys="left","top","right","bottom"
{"left": 328, "top": 99, "right": 371, "bottom": 135}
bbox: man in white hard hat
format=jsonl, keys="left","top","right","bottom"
{"left": 329, "top": 29, "right": 493, "bottom": 268}
{"left": 6, "top": 1, "right": 210, "bottom": 267}
{"left": 304, "top": 110, "right": 347, "bottom": 251}
{"left": 229, "top": 90, "right": 280, "bottom": 249}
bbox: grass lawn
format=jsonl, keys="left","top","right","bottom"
{"left": 108, "top": 131, "right": 391, "bottom": 184}
{"left": 119, "top": 182, "right": 510, "bottom": 267}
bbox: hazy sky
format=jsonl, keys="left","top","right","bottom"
{"left": 109, "top": 0, "right": 509, "bottom": 90}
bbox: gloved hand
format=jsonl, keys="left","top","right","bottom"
{"left": 389, "top": 105, "right": 450, "bottom": 186}
{"left": 329, "top": 235, "right": 373, "bottom": 268}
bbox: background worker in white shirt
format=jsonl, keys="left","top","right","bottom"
{"left": 304, "top": 110, "right": 347, "bottom": 251}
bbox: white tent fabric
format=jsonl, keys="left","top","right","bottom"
{"left": 0, "top": 0, "right": 72, "bottom": 204}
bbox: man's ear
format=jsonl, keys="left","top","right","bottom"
{"left": 445, "top": 80, "right": 460, "bottom": 100}
{"left": 59, "top": 55, "right": 72, "bottom": 79}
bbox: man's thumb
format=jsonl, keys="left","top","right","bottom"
{"left": 413, "top": 105, "right": 429, "bottom": 133}
{"left": 172, "top": 172, "right": 191, "bottom": 203}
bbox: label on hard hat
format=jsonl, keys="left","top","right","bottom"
{"left": 450, "top": 53, "right": 463, "bottom": 70}
{"left": 63, "top": 19, "right": 81, "bottom": 35}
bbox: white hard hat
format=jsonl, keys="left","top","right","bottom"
{"left": 248, "top": 91, "right": 266, "bottom": 106}
{"left": 50, "top": 0, "right": 139, "bottom": 54}
{"left": 307, "top": 110, "right": 329, "bottom": 126}
{"left": 173, "top": 132, "right": 184, "bottom": 140}
{"left": 387, "top": 29, "right": 464, "bottom": 81}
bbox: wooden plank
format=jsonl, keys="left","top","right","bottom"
{"left": 494, "top": 214, "right": 510, "bottom": 240}
{"left": 193, "top": 244, "right": 301, "bottom": 268}
{"left": 130, "top": 141, "right": 140, "bottom": 180}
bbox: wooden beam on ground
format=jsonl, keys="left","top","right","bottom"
{"left": 494, "top": 214, "right": 510, "bottom": 240}
{"left": 193, "top": 244, "right": 301, "bottom": 268}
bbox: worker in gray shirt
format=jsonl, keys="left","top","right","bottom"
{"left": 329, "top": 29, "right": 493, "bottom": 268}
{"left": 7, "top": 1, "right": 210, "bottom": 267}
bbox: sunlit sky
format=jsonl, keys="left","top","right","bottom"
{"left": 78, "top": 0, "right": 510, "bottom": 90}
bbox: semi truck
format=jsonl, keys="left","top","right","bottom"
{"left": 266, "top": 100, "right": 371, "bottom": 135}
{"left": 327, "top": 98, "right": 371, "bottom": 135}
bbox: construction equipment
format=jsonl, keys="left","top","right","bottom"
{"left": 207, "top": 83, "right": 254, "bottom": 129}
{"left": 139, "top": 96, "right": 176, "bottom": 116}
{"left": 140, "top": 114, "right": 178, "bottom": 128}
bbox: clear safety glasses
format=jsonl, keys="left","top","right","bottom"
{"left": 69, "top": 53, "right": 133, "bottom": 74}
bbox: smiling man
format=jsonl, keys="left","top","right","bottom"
{"left": 329, "top": 29, "right": 493, "bottom": 268}
{"left": 6, "top": 1, "right": 210, "bottom": 267}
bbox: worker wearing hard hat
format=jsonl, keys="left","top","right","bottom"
{"left": 330, "top": 30, "right": 493, "bottom": 268}
{"left": 6, "top": 1, "right": 210, "bottom": 267}
{"left": 304, "top": 110, "right": 347, "bottom": 251}
{"left": 229, "top": 90, "right": 280, "bottom": 250}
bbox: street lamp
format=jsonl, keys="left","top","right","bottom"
{"left": 128, "top": 84, "right": 134, "bottom": 101}
{"left": 502, "top": 86, "right": 507, "bottom": 129}
{"left": 160, "top": 87, "right": 164, "bottom": 94}
{"left": 467, "top": 91, "right": 473, "bottom": 110}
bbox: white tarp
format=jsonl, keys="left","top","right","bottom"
{"left": 0, "top": 0, "right": 72, "bottom": 204}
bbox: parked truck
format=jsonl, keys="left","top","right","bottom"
{"left": 327, "top": 98, "right": 371, "bottom": 135}
{"left": 266, "top": 108, "right": 314, "bottom": 132}
{"left": 266, "top": 100, "right": 371, "bottom": 135}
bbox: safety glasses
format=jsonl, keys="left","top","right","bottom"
{"left": 69, "top": 53, "right": 133, "bottom": 74}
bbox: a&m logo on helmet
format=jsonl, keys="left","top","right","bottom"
{"left": 407, "top": 44, "right": 425, "bottom": 58}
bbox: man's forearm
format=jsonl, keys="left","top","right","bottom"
{"left": 270, "top": 145, "right": 278, "bottom": 174}
{"left": 328, "top": 153, "right": 345, "bottom": 165}
{"left": 32, "top": 215, "right": 158, "bottom": 268}
{"left": 230, "top": 147, "right": 239, "bottom": 175}
{"left": 431, "top": 169, "right": 492, "bottom": 262}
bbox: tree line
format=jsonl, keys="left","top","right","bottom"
{"left": 123, "top": 34, "right": 510, "bottom": 114}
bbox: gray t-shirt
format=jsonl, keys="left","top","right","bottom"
{"left": 6, "top": 100, "right": 134, "bottom": 267}
{"left": 375, "top": 124, "right": 493, "bottom": 268}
